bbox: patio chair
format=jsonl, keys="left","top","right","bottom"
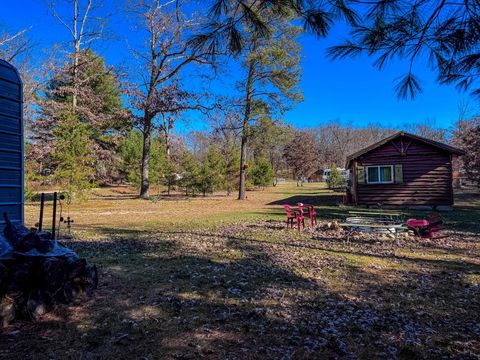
{"left": 283, "top": 205, "right": 304, "bottom": 232}
{"left": 406, "top": 215, "right": 446, "bottom": 239}
{"left": 297, "top": 203, "right": 317, "bottom": 226}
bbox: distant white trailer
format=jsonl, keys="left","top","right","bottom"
{"left": 0, "top": 59, "right": 23, "bottom": 232}
{"left": 323, "top": 168, "right": 350, "bottom": 182}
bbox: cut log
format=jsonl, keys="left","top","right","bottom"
{"left": 85, "top": 264, "right": 98, "bottom": 297}
{"left": 0, "top": 262, "right": 8, "bottom": 296}
{"left": 40, "top": 257, "right": 69, "bottom": 304}
{"left": 1, "top": 215, "right": 98, "bottom": 327}
{"left": 0, "top": 255, "right": 98, "bottom": 327}
{"left": 6, "top": 260, "right": 34, "bottom": 298}
{"left": 3, "top": 213, "right": 53, "bottom": 254}
{"left": 24, "top": 296, "right": 49, "bottom": 321}
{"left": 0, "top": 296, "right": 15, "bottom": 327}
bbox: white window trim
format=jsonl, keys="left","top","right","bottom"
{"left": 366, "top": 165, "right": 394, "bottom": 184}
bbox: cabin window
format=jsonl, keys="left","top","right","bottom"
{"left": 366, "top": 165, "right": 394, "bottom": 184}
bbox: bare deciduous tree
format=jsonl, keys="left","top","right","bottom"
{"left": 129, "top": 0, "right": 215, "bottom": 198}
{"left": 313, "top": 122, "right": 395, "bottom": 167}
{"left": 284, "top": 131, "right": 319, "bottom": 185}
{"left": 0, "top": 28, "right": 31, "bottom": 62}
{"left": 0, "top": 26, "right": 47, "bottom": 148}
{"left": 453, "top": 117, "right": 480, "bottom": 187}
{"left": 48, "top": 0, "right": 105, "bottom": 110}
{"left": 404, "top": 121, "right": 447, "bottom": 143}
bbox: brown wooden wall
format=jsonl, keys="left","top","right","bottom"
{"left": 352, "top": 138, "right": 454, "bottom": 206}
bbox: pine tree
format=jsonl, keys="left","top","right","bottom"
{"left": 196, "top": 1, "right": 346, "bottom": 54}
{"left": 198, "top": 145, "right": 225, "bottom": 196}
{"left": 179, "top": 151, "right": 200, "bottom": 196}
{"left": 250, "top": 117, "right": 293, "bottom": 185}
{"left": 34, "top": 49, "right": 128, "bottom": 185}
{"left": 250, "top": 158, "right": 274, "bottom": 190}
{"left": 326, "top": 167, "right": 343, "bottom": 189}
{"left": 235, "top": 10, "right": 303, "bottom": 200}
{"left": 162, "top": 156, "right": 178, "bottom": 196}
{"left": 119, "top": 130, "right": 165, "bottom": 189}
{"left": 327, "top": 1, "right": 480, "bottom": 98}
{"left": 223, "top": 140, "right": 240, "bottom": 195}
{"left": 118, "top": 130, "right": 143, "bottom": 186}
{"left": 52, "top": 112, "right": 96, "bottom": 200}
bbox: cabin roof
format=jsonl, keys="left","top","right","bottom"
{"left": 346, "top": 131, "right": 465, "bottom": 168}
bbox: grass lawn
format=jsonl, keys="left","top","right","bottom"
{"left": 1, "top": 182, "right": 479, "bottom": 359}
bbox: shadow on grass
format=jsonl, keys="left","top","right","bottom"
{"left": 267, "top": 194, "right": 343, "bottom": 207}
{"left": 440, "top": 206, "right": 480, "bottom": 233}
{"left": 72, "top": 222, "right": 480, "bottom": 279}
{"left": 1, "top": 222, "right": 479, "bottom": 359}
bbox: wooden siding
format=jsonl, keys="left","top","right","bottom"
{"left": 353, "top": 137, "right": 454, "bottom": 206}
{"left": 0, "top": 60, "right": 23, "bottom": 231}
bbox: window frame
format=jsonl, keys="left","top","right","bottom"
{"left": 365, "top": 165, "right": 394, "bottom": 184}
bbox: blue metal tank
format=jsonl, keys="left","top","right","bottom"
{"left": 0, "top": 59, "right": 23, "bottom": 233}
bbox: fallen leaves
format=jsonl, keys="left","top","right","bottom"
{"left": 1, "top": 216, "right": 479, "bottom": 359}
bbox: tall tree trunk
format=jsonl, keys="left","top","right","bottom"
{"left": 238, "top": 135, "right": 248, "bottom": 200}
{"left": 164, "top": 118, "right": 170, "bottom": 160}
{"left": 165, "top": 130, "right": 170, "bottom": 158}
{"left": 238, "top": 60, "right": 255, "bottom": 200}
{"left": 161, "top": 114, "right": 171, "bottom": 159}
{"left": 72, "top": 46, "right": 79, "bottom": 110}
{"left": 72, "top": 0, "right": 79, "bottom": 111}
{"left": 140, "top": 114, "right": 152, "bottom": 199}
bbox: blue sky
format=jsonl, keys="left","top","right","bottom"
{"left": 1, "top": 0, "right": 476, "bottom": 132}
{"left": 293, "top": 31, "right": 469, "bottom": 129}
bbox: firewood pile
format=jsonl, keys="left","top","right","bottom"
{"left": 0, "top": 213, "right": 97, "bottom": 327}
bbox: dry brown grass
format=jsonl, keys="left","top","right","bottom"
{"left": 24, "top": 184, "right": 319, "bottom": 233}
{"left": 1, "top": 183, "right": 479, "bottom": 359}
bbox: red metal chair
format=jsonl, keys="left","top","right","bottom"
{"left": 406, "top": 215, "right": 446, "bottom": 239}
{"left": 283, "top": 205, "right": 304, "bottom": 232}
{"left": 297, "top": 203, "right": 317, "bottom": 226}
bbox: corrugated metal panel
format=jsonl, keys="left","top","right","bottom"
{"left": 0, "top": 97, "right": 21, "bottom": 117}
{"left": 0, "top": 169, "right": 21, "bottom": 185}
{"left": 0, "top": 152, "right": 22, "bottom": 167}
{"left": 0, "top": 114, "right": 21, "bottom": 133}
{"left": 0, "top": 60, "right": 23, "bottom": 231}
{"left": 0, "top": 132, "right": 21, "bottom": 147}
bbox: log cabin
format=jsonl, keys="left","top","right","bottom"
{"left": 345, "top": 132, "right": 465, "bottom": 208}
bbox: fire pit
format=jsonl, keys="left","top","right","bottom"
{"left": 339, "top": 216, "right": 408, "bottom": 242}
{"left": 345, "top": 216, "right": 405, "bottom": 234}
